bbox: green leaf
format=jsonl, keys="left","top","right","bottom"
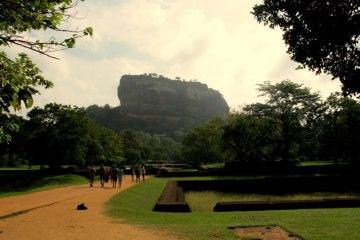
{"left": 83, "top": 27, "right": 93, "bottom": 37}
{"left": 24, "top": 96, "right": 34, "bottom": 108}
{"left": 64, "top": 38, "right": 76, "bottom": 48}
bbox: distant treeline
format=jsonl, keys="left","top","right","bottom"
{"left": 181, "top": 80, "right": 360, "bottom": 169}
{"left": 1, "top": 80, "right": 359, "bottom": 172}
{"left": 0, "top": 103, "right": 181, "bottom": 167}
{"left": 85, "top": 105, "right": 190, "bottom": 141}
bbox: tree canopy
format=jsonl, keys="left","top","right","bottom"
{"left": 253, "top": 1, "right": 360, "bottom": 95}
{"left": 0, "top": 104, "right": 183, "bottom": 167}
{"left": 24, "top": 103, "right": 123, "bottom": 167}
{"left": 244, "top": 80, "right": 322, "bottom": 162}
{"left": 0, "top": 0, "right": 93, "bottom": 58}
{"left": 181, "top": 118, "right": 226, "bottom": 167}
{"left": 0, "top": 0, "right": 92, "bottom": 142}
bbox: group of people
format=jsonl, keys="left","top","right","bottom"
{"left": 130, "top": 164, "right": 146, "bottom": 183}
{"left": 88, "top": 165, "right": 124, "bottom": 188}
{"left": 88, "top": 164, "right": 147, "bottom": 187}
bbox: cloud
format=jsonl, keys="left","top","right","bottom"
{"left": 7, "top": 0, "right": 341, "bottom": 112}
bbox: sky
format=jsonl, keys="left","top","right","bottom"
{"left": 10, "top": 0, "right": 342, "bottom": 112}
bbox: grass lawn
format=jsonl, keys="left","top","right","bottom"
{"left": 0, "top": 174, "right": 88, "bottom": 198}
{"left": 185, "top": 191, "right": 360, "bottom": 212}
{"left": 200, "top": 163, "right": 225, "bottom": 169}
{"left": 0, "top": 165, "right": 46, "bottom": 170}
{"left": 298, "top": 161, "right": 334, "bottom": 166}
{"left": 107, "top": 177, "right": 360, "bottom": 240}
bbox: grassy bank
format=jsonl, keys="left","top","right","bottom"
{"left": 0, "top": 165, "right": 45, "bottom": 171}
{"left": 185, "top": 191, "right": 360, "bottom": 212}
{"left": 107, "top": 177, "right": 360, "bottom": 240}
{"left": 0, "top": 174, "right": 88, "bottom": 197}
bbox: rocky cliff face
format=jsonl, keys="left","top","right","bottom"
{"left": 118, "top": 74, "right": 229, "bottom": 119}
{"left": 87, "top": 74, "right": 229, "bottom": 138}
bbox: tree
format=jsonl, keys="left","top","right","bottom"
{"left": 321, "top": 93, "right": 360, "bottom": 166}
{"left": 0, "top": 113, "right": 27, "bottom": 166}
{"left": 0, "top": 52, "right": 53, "bottom": 142}
{"left": 0, "top": 0, "right": 93, "bottom": 58}
{"left": 25, "top": 103, "right": 124, "bottom": 167}
{"left": 253, "top": 1, "right": 360, "bottom": 95}
{"left": 0, "top": 0, "right": 92, "bottom": 141}
{"left": 26, "top": 103, "right": 92, "bottom": 167}
{"left": 222, "top": 113, "right": 277, "bottom": 164}
{"left": 181, "top": 118, "right": 225, "bottom": 167}
{"left": 120, "top": 129, "right": 143, "bottom": 163}
{"left": 244, "top": 80, "right": 322, "bottom": 162}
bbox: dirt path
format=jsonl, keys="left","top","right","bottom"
{"left": 0, "top": 176, "right": 182, "bottom": 240}
{"left": 233, "top": 226, "right": 303, "bottom": 240}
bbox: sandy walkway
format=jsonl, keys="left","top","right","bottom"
{"left": 0, "top": 176, "right": 182, "bottom": 240}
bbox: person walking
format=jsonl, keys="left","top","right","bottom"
{"left": 89, "top": 165, "right": 96, "bottom": 187}
{"left": 141, "top": 164, "right": 146, "bottom": 181}
{"left": 99, "top": 165, "right": 106, "bottom": 187}
{"left": 135, "top": 164, "right": 141, "bottom": 183}
{"left": 131, "top": 165, "right": 135, "bottom": 181}
{"left": 104, "top": 166, "right": 110, "bottom": 184}
{"left": 111, "top": 165, "right": 118, "bottom": 188}
{"left": 117, "top": 166, "right": 124, "bottom": 188}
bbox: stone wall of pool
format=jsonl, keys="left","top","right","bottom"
{"left": 153, "top": 176, "right": 360, "bottom": 212}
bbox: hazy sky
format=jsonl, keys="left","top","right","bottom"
{"left": 10, "top": 0, "right": 341, "bottom": 111}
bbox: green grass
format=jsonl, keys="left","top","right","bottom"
{"left": 107, "top": 177, "right": 360, "bottom": 240}
{"left": 0, "top": 165, "right": 46, "bottom": 170}
{"left": 298, "top": 161, "right": 340, "bottom": 166}
{"left": 185, "top": 191, "right": 360, "bottom": 212}
{"left": 0, "top": 174, "right": 88, "bottom": 197}
{"left": 200, "top": 163, "right": 225, "bottom": 169}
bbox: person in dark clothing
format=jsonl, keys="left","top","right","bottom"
{"left": 104, "top": 166, "right": 110, "bottom": 183}
{"left": 111, "top": 165, "right": 118, "bottom": 188}
{"left": 99, "top": 165, "right": 106, "bottom": 187}
{"left": 89, "top": 165, "right": 96, "bottom": 187}
{"left": 117, "top": 167, "right": 124, "bottom": 188}
{"left": 131, "top": 165, "right": 135, "bottom": 181}
{"left": 135, "top": 164, "right": 141, "bottom": 183}
{"left": 140, "top": 164, "right": 146, "bottom": 181}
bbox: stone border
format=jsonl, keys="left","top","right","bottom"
{"left": 153, "top": 181, "right": 191, "bottom": 212}
{"left": 153, "top": 177, "right": 360, "bottom": 212}
{"left": 214, "top": 198, "right": 360, "bottom": 211}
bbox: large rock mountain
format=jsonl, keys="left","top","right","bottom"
{"left": 87, "top": 74, "right": 229, "bottom": 138}
{"left": 118, "top": 74, "right": 229, "bottom": 119}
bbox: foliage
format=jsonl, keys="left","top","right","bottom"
{"left": 244, "top": 80, "right": 322, "bottom": 162}
{"left": 0, "top": 52, "right": 53, "bottom": 114}
{"left": 26, "top": 103, "right": 90, "bottom": 166}
{"left": 0, "top": 52, "right": 53, "bottom": 142}
{"left": 222, "top": 113, "right": 277, "bottom": 163}
{"left": 120, "top": 129, "right": 143, "bottom": 163}
{"left": 0, "top": 0, "right": 92, "bottom": 142}
{"left": 0, "top": 0, "right": 93, "bottom": 58}
{"left": 120, "top": 129, "right": 181, "bottom": 164}
{"left": 181, "top": 118, "right": 226, "bottom": 167}
{"left": 0, "top": 104, "right": 183, "bottom": 167}
{"left": 0, "top": 113, "right": 27, "bottom": 165}
{"left": 16, "top": 103, "right": 124, "bottom": 167}
{"left": 253, "top": 1, "right": 360, "bottom": 95}
{"left": 179, "top": 80, "right": 359, "bottom": 169}
{"left": 86, "top": 104, "right": 190, "bottom": 139}
{"left": 321, "top": 93, "right": 360, "bottom": 165}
